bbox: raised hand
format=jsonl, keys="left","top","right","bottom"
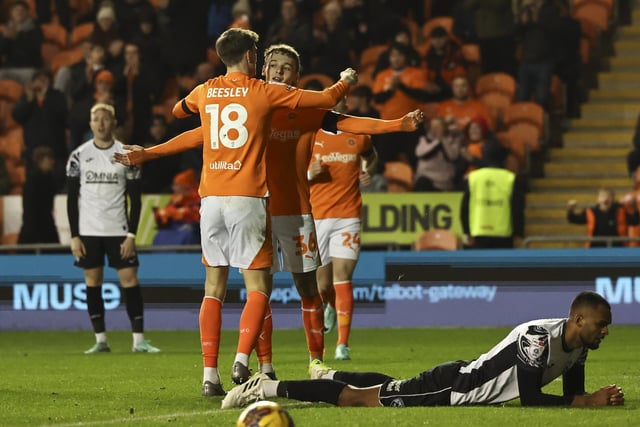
{"left": 340, "top": 68, "right": 358, "bottom": 85}
{"left": 401, "top": 109, "right": 425, "bottom": 131}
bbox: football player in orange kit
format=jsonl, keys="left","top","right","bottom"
{"left": 114, "top": 36, "right": 422, "bottom": 394}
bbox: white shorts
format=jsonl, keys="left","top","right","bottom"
{"left": 314, "top": 218, "right": 361, "bottom": 265}
{"left": 271, "top": 214, "right": 321, "bottom": 274}
{"left": 200, "top": 196, "right": 272, "bottom": 269}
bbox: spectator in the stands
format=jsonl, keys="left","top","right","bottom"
{"left": 67, "top": 42, "right": 108, "bottom": 106}
{"left": 436, "top": 75, "right": 494, "bottom": 130}
{"left": 460, "top": 144, "right": 525, "bottom": 249}
{"left": 68, "top": 69, "right": 126, "bottom": 150}
{"left": 464, "top": 0, "right": 516, "bottom": 76}
{"left": 17, "top": 146, "right": 59, "bottom": 244}
{"left": 0, "top": 0, "right": 43, "bottom": 84}
{"left": 265, "top": 0, "right": 313, "bottom": 71}
{"left": 91, "top": 5, "right": 120, "bottom": 52}
{"left": 36, "top": 0, "right": 70, "bottom": 30}
{"left": 626, "top": 115, "right": 640, "bottom": 181}
{"left": 140, "top": 114, "right": 181, "bottom": 194}
{"left": 423, "top": 26, "right": 467, "bottom": 102}
{"left": 373, "top": 26, "right": 422, "bottom": 78}
{"left": 152, "top": 168, "right": 201, "bottom": 246}
{"left": 553, "top": 0, "right": 582, "bottom": 118}
{"left": 53, "top": 39, "right": 95, "bottom": 107}
{"left": 514, "top": 0, "right": 560, "bottom": 109}
{"left": 567, "top": 188, "right": 640, "bottom": 248}
{"left": 113, "top": 42, "right": 161, "bottom": 144}
{"left": 131, "top": 7, "right": 170, "bottom": 85}
{"left": 12, "top": 69, "right": 68, "bottom": 190}
{"left": 373, "top": 42, "right": 429, "bottom": 169}
{"left": 414, "top": 116, "right": 464, "bottom": 192}
{"left": 311, "top": 1, "right": 356, "bottom": 78}
{"left": 458, "top": 117, "right": 508, "bottom": 179}
{"left": 207, "top": 0, "right": 234, "bottom": 42}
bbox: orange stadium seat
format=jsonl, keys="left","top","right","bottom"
{"left": 580, "top": 37, "right": 591, "bottom": 64}
{"left": 475, "top": 72, "right": 516, "bottom": 98}
{"left": 574, "top": 2, "right": 610, "bottom": 31}
{"left": 359, "top": 44, "right": 387, "bottom": 71}
{"left": 383, "top": 161, "right": 414, "bottom": 192}
{"left": 41, "top": 23, "right": 68, "bottom": 47}
{"left": 0, "top": 128, "right": 24, "bottom": 161}
{"left": 70, "top": 22, "right": 94, "bottom": 46}
{"left": 461, "top": 43, "right": 481, "bottom": 65}
{"left": 414, "top": 229, "right": 459, "bottom": 250}
{"left": 503, "top": 102, "right": 545, "bottom": 134}
{"left": 478, "top": 92, "right": 512, "bottom": 126}
{"left": 574, "top": 0, "right": 614, "bottom": 19}
{"left": 50, "top": 48, "right": 84, "bottom": 76}
{"left": 419, "top": 102, "right": 439, "bottom": 120}
{"left": 298, "top": 73, "right": 334, "bottom": 89}
{"left": 0, "top": 79, "right": 24, "bottom": 102}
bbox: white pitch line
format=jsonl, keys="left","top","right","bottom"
{"left": 43, "top": 402, "right": 314, "bottom": 427}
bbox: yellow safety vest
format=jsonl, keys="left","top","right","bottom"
{"left": 468, "top": 168, "right": 515, "bottom": 237}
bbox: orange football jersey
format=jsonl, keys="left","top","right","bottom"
{"left": 177, "top": 71, "right": 348, "bottom": 198}
{"left": 309, "top": 130, "right": 372, "bottom": 219}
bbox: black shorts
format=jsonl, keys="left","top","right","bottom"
{"left": 378, "top": 361, "right": 465, "bottom": 407}
{"left": 74, "top": 236, "right": 139, "bottom": 270}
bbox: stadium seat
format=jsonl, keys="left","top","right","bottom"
{"left": 1, "top": 232, "right": 19, "bottom": 245}
{"left": 70, "top": 22, "right": 94, "bottom": 46}
{"left": 478, "top": 91, "right": 513, "bottom": 126}
{"left": 574, "top": 2, "right": 610, "bottom": 31}
{"left": 503, "top": 102, "right": 545, "bottom": 134}
{"left": 0, "top": 79, "right": 24, "bottom": 102}
{"left": 41, "top": 23, "right": 68, "bottom": 48}
{"left": 461, "top": 44, "right": 481, "bottom": 65}
{"left": 580, "top": 37, "right": 591, "bottom": 64}
{"left": 414, "top": 229, "right": 459, "bottom": 250}
{"left": 475, "top": 73, "right": 516, "bottom": 99}
{"left": 359, "top": 44, "right": 387, "bottom": 71}
{"left": 0, "top": 99, "right": 19, "bottom": 133}
{"left": 383, "top": 161, "right": 413, "bottom": 192}
{"left": 574, "top": 0, "right": 614, "bottom": 19}
{"left": 298, "top": 73, "right": 334, "bottom": 90}
{"left": 50, "top": 48, "right": 84, "bottom": 76}
{"left": 0, "top": 128, "right": 24, "bottom": 161}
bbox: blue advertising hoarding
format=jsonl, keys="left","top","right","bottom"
{"left": 1, "top": 248, "right": 639, "bottom": 330}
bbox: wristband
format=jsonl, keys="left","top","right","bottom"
{"left": 126, "top": 232, "right": 136, "bottom": 239}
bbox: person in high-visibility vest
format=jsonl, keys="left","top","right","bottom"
{"left": 459, "top": 152, "right": 525, "bottom": 249}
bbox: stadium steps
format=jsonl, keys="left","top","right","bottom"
{"left": 523, "top": 7, "right": 640, "bottom": 248}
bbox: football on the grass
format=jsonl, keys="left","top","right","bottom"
{"left": 236, "top": 400, "right": 295, "bottom": 427}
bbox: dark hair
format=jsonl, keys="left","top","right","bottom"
{"left": 389, "top": 42, "right": 411, "bottom": 58}
{"left": 570, "top": 291, "right": 611, "bottom": 313}
{"left": 215, "top": 28, "right": 259, "bottom": 67}
{"left": 263, "top": 43, "right": 302, "bottom": 74}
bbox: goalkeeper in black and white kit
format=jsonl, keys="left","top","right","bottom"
{"left": 222, "top": 291, "right": 624, "bottom": 408}
{"left": 66, "top": 102, "right": 159, "bottom": 354}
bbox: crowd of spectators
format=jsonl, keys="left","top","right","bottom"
{"left": 0, "top": 0, "right": 616, "bottom": 243}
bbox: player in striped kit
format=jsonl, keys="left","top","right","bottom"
{"left": 66, "top": 102, "right": 160, "bottom": 354}
{"left": 222, "top": 291, "right": 625, "bottom": 409}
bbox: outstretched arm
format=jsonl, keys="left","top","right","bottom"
{"left": 114, "top": 128, "right": 204, "bottom": 166}
{"left": 334, "top": 109, "right": 424, "bottom": 135}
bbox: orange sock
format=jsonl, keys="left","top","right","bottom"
{"left": 301, "top": 295, "right": 324, "bottom": 360}
{"left": 200, "top": 296, "right": 222, "bottom": 368}
{"left": 335, "top": 282, "right": 353, "bottom": 346}
{"left": 255, "top": 303, "right": 273, "bottom": 365}
{"left": 237, "top": 291, "right": 269, "bottom": 356}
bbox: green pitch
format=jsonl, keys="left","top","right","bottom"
{"left": 1, "top": 326, "right": 638, "bottom": 426}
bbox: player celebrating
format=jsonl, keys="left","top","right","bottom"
{"left": 222, "top": 291, "right": 625, "bottom": 409}
{"left": 66, "top": 103, "right": 160, "bottom": 354}
{"left": 159, "top": 28, "right": 354, "bottom": 396}
{"left": 114, "top": 38, "right": 422, "bottom": 392}
{"left": 307, "top": 99, "right": 376, "bottom": 361}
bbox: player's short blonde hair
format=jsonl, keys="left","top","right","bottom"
{"left": 90, "top": 102, "right": 116, "bottom": 117}
{"left": 263, "top": 44, "right": 302, "bottom": 74}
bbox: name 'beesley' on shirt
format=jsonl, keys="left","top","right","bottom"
{"left": 207, "top": 87, "right": 249, "bottom": 98}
